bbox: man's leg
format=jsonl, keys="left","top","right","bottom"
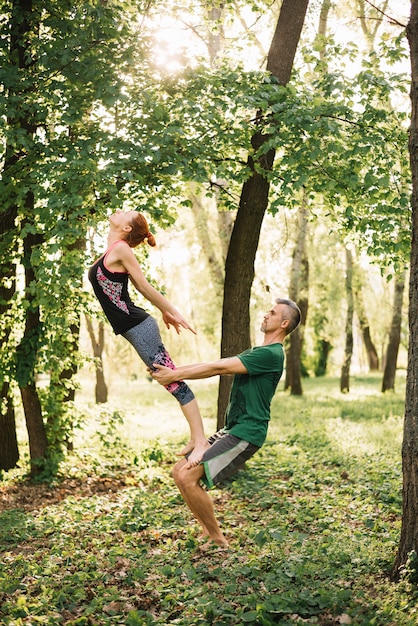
{"left": 172, "top": 458, "right": 228, "bottom": 547}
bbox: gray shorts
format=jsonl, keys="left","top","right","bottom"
{"left": 200, "top": 430, "right": 260, "bottom": 489}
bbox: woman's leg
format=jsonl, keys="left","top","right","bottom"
{"left": 123, "top": 318, "right": 209, "bottom": 465}
{"left": 178, "top": 398, "right": 210, "bottom": 466}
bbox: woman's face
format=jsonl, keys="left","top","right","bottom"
{"left": 109, "top": 210, "right": 136, "bottom": 230}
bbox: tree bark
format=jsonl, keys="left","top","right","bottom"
{"left": 340, "top": 248, "right": 354, "bottom": 393}
{"left": 382, "top": 272, "right": 406, "bottom": 392}
{"left": 216, "top": 0, "right": 310, "bottom": 428}
{"left": 0, "top": 399, "right": 19, "bottom": 472}
{"left": 391, "top": 0, "right": 418, "bottom": 579}
{"left": 314, "top": 340, "right": 332, "bottom": 377}
{"left": 0, "top": 204, "right": 19, "bottom": 471}
{"left": 16, "top": 212, "right": 48, "bottom": 476}
{"left": 285, "top": 197, "right": 309, "bottom": 395}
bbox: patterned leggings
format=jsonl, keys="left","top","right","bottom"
{"left": 122, "top": 316, "right": 195, "bottom": 406}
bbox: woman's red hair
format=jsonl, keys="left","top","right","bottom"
{"left": 125, "top": 213, "right": 156, "bottom": 248}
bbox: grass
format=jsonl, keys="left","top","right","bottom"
{"left": 1, "top": 373, "right": 416, "bottom": 625}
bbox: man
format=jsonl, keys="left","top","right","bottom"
{"left": 151, "top": 298, "right": 301, "bottom": 548}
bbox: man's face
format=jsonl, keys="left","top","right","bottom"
{"left": 260, "top": 304, "right": 285, "bottom": 334}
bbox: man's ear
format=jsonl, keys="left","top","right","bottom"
{"left": 281, "top": 318, "right": 290, "bottom": 329}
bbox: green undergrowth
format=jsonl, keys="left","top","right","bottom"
{"left": 1, "top": 375, "right": 417, "bottom": 625}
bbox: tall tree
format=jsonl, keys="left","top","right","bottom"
{"left": 216, "top": 0, "right": 310, "bottom": 427}
{"left": 0, "top": 0, "right": 23, "bottom": 471}
{"left": 0, "top": 0, "right": 143, "bottom": 476}
{"left": 0, "top": 0, "right": 47, "bottom": 475}
{"left": 392, "top": 0, "right": 418, "bottom": 579}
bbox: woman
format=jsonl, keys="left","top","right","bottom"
{"left": 88, "top": 210, "right": 208, "bottom": 466}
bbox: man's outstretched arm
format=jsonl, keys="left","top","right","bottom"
{"left": 151, "top": 356, "right": 247, "bottom": 386}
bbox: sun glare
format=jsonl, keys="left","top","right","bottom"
{"left": 150, "top": 17, "right": 206, "bottom": 74}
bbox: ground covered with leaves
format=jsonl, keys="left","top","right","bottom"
{"left": 1, "top": 376, "right": 417, "bottom": 625}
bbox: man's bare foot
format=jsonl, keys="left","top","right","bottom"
{"left": 199, "top": 538, "right": 229, "bottom": 551}
{"left": 198, "top": 532, "right": 210, "bottom": 541}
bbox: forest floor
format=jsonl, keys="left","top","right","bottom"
{"left": 1, "top": 374, "right": 417, "bottom": 625}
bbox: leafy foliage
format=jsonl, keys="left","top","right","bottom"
{"left": 0, "top": 376, "right": 415, "bottom": 625}
{"left": 0, "top": 0, "right": 410, "bottom": 475}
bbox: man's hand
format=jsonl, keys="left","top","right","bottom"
{"left": 150, "top": 363, "right": 178, "bottom": 385}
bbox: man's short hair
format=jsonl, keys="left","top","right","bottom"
{"left": 276, "top": 298, "right": 301, "bottom": 335}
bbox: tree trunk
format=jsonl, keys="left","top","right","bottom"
{"left": 0, "top": 203, "right": 19, "bottom": 472}
{"left": 0, "top": 395, "right": 19, "bottom": 472}
{"left": 51, "top": 236, "right": 86, "bottom": 405}
{"left": 216, "top": 0, "right": 310, "bottom": 428}
{"left": 314, "top": 340, "right": 332, "bottom": 377}
{"left": 353, "top": 264, "right": 379, "bottom": 371}
{"left": 391, "top": 0, "right": 418, "bottom": 579}
{"left": 86, "top": 316, "right": 109, "bottom": 404}
{"left": 285, "top": 196, "right": 309, "bottom": 395}
{"left": 382, "top": 272, "right": 406, "bottom": 393}
{"left": 217, "top": 209, "right": 235, "bottom": 264}
{"left": 189, "top": 187, "right": 224, "bottom": 297}
{"left": 318, "top": 0, "right": 332, "bottom": 43}
{"left": 0, "top": 202, "right": 19, "bottom": 471}
{"left": 16, "top": 212, "right": 48, "bottom": 476}
{"left": 340, "top": 248, "right": 354, "bottom": 393}
{"left": 21, "top": 384, "right": 48, "bottom": 468}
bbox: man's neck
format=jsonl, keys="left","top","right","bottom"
{"left": 262, "top": 332, "right": 286, "bottom": 346}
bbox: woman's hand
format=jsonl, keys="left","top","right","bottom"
{"left": 162, "top": 310, "right": 196, "bottom": 335}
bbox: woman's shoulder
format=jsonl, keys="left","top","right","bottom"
{"left": 106, "top": 239, "right": 132, "bottom": 258}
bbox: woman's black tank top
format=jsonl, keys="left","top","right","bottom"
{"left": 88, "top": 241, "right": 149, "bottom": 335}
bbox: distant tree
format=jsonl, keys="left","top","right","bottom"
{"left": 285, "top": 196, "right": 309, "bottom": 395}
{"left": 85, "top": 317, "right": 108, "bottom": 404}
{"left": 340, "top": 248, "right": 354, "bottom": 393}
{"left": 353, "top": 260, "right": 379, "bottom": 371}
{"left": 382, "top": 272, "right": 406, "bottom": 392}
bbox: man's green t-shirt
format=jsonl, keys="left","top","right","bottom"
{"left": 224, "top": 343, "right": 284, "bottom": 447}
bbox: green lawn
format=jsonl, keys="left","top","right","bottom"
{"left": 1, "top": 374, "right": 417, "bottom": 625}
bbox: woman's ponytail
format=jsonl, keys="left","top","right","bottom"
{"left": 127, "top": 213, "right": 156, "bottom": 248}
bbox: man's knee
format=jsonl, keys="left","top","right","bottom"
{"left": 171, "top": 461, "right": 183, "bottom": 485}
{"left": 172, "top": 462, "right": 204, "bottom": 490}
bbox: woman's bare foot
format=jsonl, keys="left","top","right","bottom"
{"left": 186, "top": 440, "right": 210, "bottom": 467}
{"left": 176, "top": 439, "right": 210, "bottom": 467}
{"left": 176, "top": 440, "right": 194, "bottom": 457}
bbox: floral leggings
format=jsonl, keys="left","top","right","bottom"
{"left": 122, "top": 316, "right": 195, "bottom": 406}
